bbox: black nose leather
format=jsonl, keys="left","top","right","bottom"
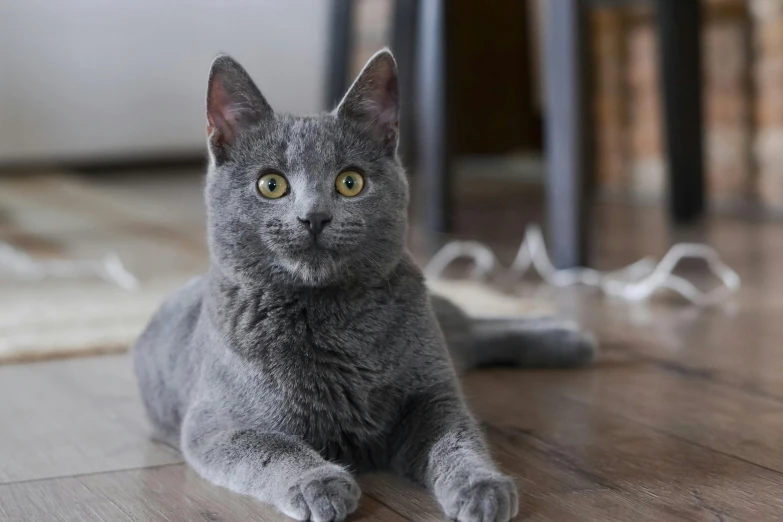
{"left": 299, "top": 213, "right": 332, "bottom": 235}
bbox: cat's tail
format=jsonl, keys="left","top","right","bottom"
{"left": 431, "top": 294, "right": 597, "bottom": 372}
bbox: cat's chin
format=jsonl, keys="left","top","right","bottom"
{"left": 277, "top": 253, "right": 343, "bottom": 287}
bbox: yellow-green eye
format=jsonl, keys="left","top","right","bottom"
{"left": 335, "top": 171, "right": 365, "bottom": 197}
{"left": 257, "top": 173, "right": 289, "bottom": 199}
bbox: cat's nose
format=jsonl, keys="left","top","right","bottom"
{"left": 299, "top": 212, "right": 332, "bottom": 236}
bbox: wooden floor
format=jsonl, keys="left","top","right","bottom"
{"left": 4, "top": 174, "right": 783, "bottom": 520}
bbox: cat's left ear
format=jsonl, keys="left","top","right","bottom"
{"left": 335, "top": 49, "right": 399, "bottom": 153}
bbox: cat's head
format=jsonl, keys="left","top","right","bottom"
{"left": 204, "top": 50, "right": 408, "bottom": 288}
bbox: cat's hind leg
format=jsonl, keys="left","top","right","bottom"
{"left": 469, "top": 316, "right": 597, "bottom": 369}
{"left": 432, "top": 294, "right": 597, "bottom": 371}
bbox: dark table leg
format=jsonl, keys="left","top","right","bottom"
{"left": 543, "top": 0, "right": 590, "bottom": 268}
{"left": 325, "top": 0, "right": 354, "bottom": 109}
{"left": 656, "top": 0, "right": 705, "bottom": 223}
{"left": 415, "top": 0, "right": 451, "bottom": 254}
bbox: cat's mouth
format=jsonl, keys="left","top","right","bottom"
{"left": 301, "top": 234, "right": 339, "bottom": 253}
{"left": 284, "top": 238, "right": 339, "bottom": 258}
{"left": 297, "top": 238, "right": 326, "bottom": 253}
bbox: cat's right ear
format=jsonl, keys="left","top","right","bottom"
{"left": 206, "top": 55, "right": 273, "bottom": 161}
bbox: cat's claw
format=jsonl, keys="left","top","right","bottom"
{"left": 438, "top": 470, "right": 519, "bottom": 522}
{"left": 279, "top": 465, "right": 361, "bottom": 522}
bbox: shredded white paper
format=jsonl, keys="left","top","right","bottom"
{"left": 0, "top": 225, "right": 741, "bottom": 307}
{"left": 424, "top": 224, "right": 740, "bottom": 307}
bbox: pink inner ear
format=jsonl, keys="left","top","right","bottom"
{"left": 335, "top": 51, "right": 400, "bottom": 147}
{"left": 375, "top": 76, "right": 399, "bottom": 142}
{"left": 358, "top": 65, "right": 399, "bottom": 140}
{"left": 207, "top": 80, "right": 238, "bottom": 144}
{"left": 376, "top": 87, "right": 398, "bottom": 127}
{"left": 373, "top": 62, "right": 398, "bottom": 116}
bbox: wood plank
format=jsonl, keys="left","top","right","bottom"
{"left": 463, "top": 370, "right": 783, "bottom": 520}
{"left": 361, "top": 376, "right": 685, "bottom": 522}
{"left": 549, "top": 364, "right": 783, "bottom": 473}
{"left": 362, "top": 474, "right": 442, "bottom": 522}
{"left": 585, "top": 305, "right": 783, "bottom": 403}
{"left": 361, "top": 434, "right": 683, "bottom": 522}
{"left": 0, "top": 464, "right": 405, "bottom": 522}
{"left": 0, "top": 355, "right": 182, "bottom": 484}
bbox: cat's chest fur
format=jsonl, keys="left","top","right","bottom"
{"left": 212, "top": 281, "right": 412, "bottom": 466}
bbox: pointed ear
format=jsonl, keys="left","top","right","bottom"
{"left": 335, "top": 49, "right": 399, "bottom": 153}
{"left": 206, "top": 55, "right": 272, "bottom": 160}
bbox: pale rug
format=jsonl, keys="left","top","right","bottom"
{"left": 426, "top": 279, "right": 554, "bottom": 318}
{"left": 0, "top": 172, "right": 553, "bottom": 364}
{"left": 0, "top": 171, "right": 208, "bottom": 364}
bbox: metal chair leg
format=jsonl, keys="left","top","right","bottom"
{"left": 543, "top": 0, "right": 590, "bottom": 268}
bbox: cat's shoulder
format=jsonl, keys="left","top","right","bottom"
{"left": 387, "top": 253, "right": 427, "bottom": 295}
{"left": 160, "top": 275, "right": 207, "bottom": 318}
{"left": 139, "top": 275, "right": 206, "bottom": 334}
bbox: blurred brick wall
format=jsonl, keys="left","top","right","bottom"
{"left": 627, "top": 5, "right": 666, "bottom": 200}
{"left": 592, "top": 7, "right": 630, "bottom": 196}
{"left": 706, "top": 2, "right": 753, "bottom": 204}
{"left": 592, "top": 0, "right": 755, "bottom": 208}
{"left": 752, "top": 0, "right": 783, "bottom": 206}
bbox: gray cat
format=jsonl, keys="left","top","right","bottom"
{"left": 133, "top": 49, "right": 595, "bottom": 522}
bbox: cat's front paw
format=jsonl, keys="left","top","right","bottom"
{"left": 436, "top": 468, "right": 519, "bottom": 522}
{"left": 278, "top": 464, "right": 361, "bottom": 522}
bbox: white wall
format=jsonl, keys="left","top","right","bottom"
{"left": 0, "top": 0, "right": 330, "bottom": 163}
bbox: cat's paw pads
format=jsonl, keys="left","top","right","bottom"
{"left": 439, "top": 471, "right": 519, "bottom": 522}
{"left": 279, "top": 465, "right": 361, "bottom": 522}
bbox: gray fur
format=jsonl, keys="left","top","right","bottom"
{"left": 134, "top": 49, "right": 594, "bottom": 522}
{"left": 432, "top": 295, "right": 596, "bottom": 373}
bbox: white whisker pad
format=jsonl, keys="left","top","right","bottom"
{"left": 424, "top": 224, "right": 740, "bottom": 307}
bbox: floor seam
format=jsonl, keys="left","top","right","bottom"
{"left": 0, "top": 461, "right": 184, "bottom": 488}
